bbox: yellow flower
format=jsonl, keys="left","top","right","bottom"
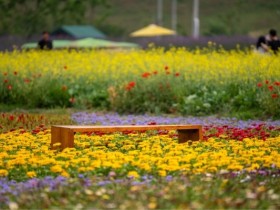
{"left": 0, "top": 169, "right": 8, "bottom": 177}
{"left": 158, "top": 170, "right": 167, "bottom": 176}
{"left": 50, "top": 165, "right": 63, "bottom": 173}
{"left": 127, "top": 171, "right": 139, "bottom": 178}
{"left": 26, "top": 171, "right": 36, "bottom": 178}
{"left": 61, "top": 170, "right": 70, "bottom": 177}
{"left": 52, "top": 142, "right": 61, "bottom": 147}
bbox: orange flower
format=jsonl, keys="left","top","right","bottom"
{"left": 7, "top": 85, "right": 12, "bottom": 90}
{"left": 61, "top": 85, "right": 67, "bottom": 91}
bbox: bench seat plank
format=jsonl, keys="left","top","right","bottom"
{"left": 51, "top": 124, "right": 202, "bottom": 150}
{"left": 53, "top": 125, "right": 201, "bottom": 132}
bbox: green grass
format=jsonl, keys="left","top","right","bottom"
{"left": 96, "top": 0, "right": 280, "bottom": 37}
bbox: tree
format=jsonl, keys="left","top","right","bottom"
{"left": 0, "top": 0, "right": 109, "bottom": 36}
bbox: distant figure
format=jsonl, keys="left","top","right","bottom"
{"left": 267, "top": 29, "right": 280, "bottom": 54}
{"left": 256, "top": 36, "right": 269, "bottom": 54}
{"left": 38, "top": 31, "right": 53, "bottom": 50}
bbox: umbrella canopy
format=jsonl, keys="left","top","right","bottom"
{"left": 130, "top": 24, "right": 176, "bottom": 37}
{"left": 21, "top": 40, "right": 72, "bottom": 49}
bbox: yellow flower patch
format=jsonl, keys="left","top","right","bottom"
{"left": 0, "top": 130, "right": 280, "bottom": 178}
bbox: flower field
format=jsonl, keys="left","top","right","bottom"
{"left": 0, "top": 48, "right": 280, "bottom": 209}
{"left": 0, "top": 48, "right": 279, "bottom": 117}
{"left": 0, "top": 111, "right": 280, "bottom": 209}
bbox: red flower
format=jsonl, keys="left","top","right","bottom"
{"left": 24, "top": 79, "right": 31, "bottom": 83}
{"left": 9, "top": 115, "right": 14, "bottom": 121}
{"left": 4, "top": 79, "right": 8, "bottom": 83}
{"left": 268, "top": 86, "right": 274, "bottom": 91}
{"left": 271, "top": 94, "right": 278, "bottom": 98}
{"left": 164, "top": 65, "right": 169, "bottom": 70}
{"left": 265, "top": 80, "right": 269, "bottom": 84}
{"left": 13, "top": 71, "right": 18, "bottom": 75}
{"left": 274, "top": 81, "right": 280, "bottom": 86}
{"left": 142, "top": 72, "right": 151, "bottom": 78}
{"left": 69, "top": 97, "right": 75, "bottom": 103}
{"left": 128, "top": 81, "right": 136, "bottom": 88}
{"left": 257, "top": 82, "right": 262, "bottom": 87}
{"left": 125, "top": 81, "right": 136, "bottom": 91}
{"left": 7, "top": 85, "right": 12, "bottom": 90}
{"left": 174, "top": 72, "right": 180, "bottom": 77}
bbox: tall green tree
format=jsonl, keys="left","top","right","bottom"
{"left": 0, "top": 0, "right": 109, "bottom": 36}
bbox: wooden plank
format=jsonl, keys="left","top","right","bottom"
{"left": 52, "top": 125, "right": 201, "bottom": 133}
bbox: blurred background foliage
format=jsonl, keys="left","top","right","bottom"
{"left": 0, "top": 0, "right": 279, "bottom": 37}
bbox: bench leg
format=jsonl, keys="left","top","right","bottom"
{"left": 177, "top": 128, "right": 202, "bottom": 143}
{"left": 60, "top": 128, "right": 75, "bottom": 149}
{"left": 51, "top": 126, "right": 61, "bottom": 149}
{"left": 51, "top": 127, "right": 75, "bottom": 150}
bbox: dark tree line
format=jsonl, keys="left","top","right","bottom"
{"left": 0, "top": 0, "right": 109, "bottom": 36}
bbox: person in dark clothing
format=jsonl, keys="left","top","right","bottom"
{"left": 38, "top": 31, "right": 53, "bottom": 50}
{"left": 256, "top": 35, "right": 269, "bottom": 53}
{"left": 267, "top": 29, "right": 280, "bottom": 54}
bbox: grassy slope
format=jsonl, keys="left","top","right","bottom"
{"left": 96, "top": 0, "right": 280, "bottom": 37}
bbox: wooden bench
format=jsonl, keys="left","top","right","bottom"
{"left": 51, "top": 125, "right": 202, "bottom": 150}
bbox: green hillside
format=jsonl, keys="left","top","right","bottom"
{"left": 96, "top": 0, "right": 280, "bottom": 37}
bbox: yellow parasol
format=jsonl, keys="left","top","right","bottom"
{"left": 130, "top": 24, "right": 176, "bottom": 37}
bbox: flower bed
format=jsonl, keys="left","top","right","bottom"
{"left": 1, "top": 48, "right": 279, "bottom": 117}
{"left": 0, "top": 111, "right": 280, "bottom": 208}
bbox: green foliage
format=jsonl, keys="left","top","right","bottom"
{"left": 110, "top": 70, "right": 183, "bottom": 114}
{"left": 0, "top": 0, "right": 109, "bottom": 36}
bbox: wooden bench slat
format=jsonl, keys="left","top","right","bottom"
{"left": 51, "top": 124, "right": 202, "bottom": 150}
{"left": 53, "top": 125, "right": 201, "bottom": 132}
